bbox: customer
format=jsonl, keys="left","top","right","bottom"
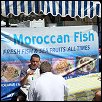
{"left": 16, "top": 94, "right": 26, "bottom": 101}
{"left": 93, "top": 90, "right": 101, "bottom": 101}
{"left": 28, "top": 61, "right": 69, "bottom": 101}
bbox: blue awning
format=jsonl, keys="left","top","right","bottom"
{"left": 1, "top": 1, "right": 101, "bottom": 18}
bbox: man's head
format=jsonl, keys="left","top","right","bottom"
{"left": 94, "top": 90, "right": 101, "bottom": 101}
{"left": 17, "top": 95, "right": 26, "bottom": 101}
{"left": 30, "top": 54, "right": 40, "bottom": 69}
{"left": 40, "top": 61, "right": 52, "bottom": 74}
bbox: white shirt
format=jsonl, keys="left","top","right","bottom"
{"left": 27, "top": 68, "right": 40, "bottom": 84}
{"left": 28, "top": 72, "right": 69, "bottom": 101}
{"left": 20, "top": 68, "right": 40, "bottom": 100}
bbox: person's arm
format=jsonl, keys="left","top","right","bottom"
{"left": 20, "top": 69, "right": 34, "bottom": 86}
{"left": 63, "top": 78, "right": 69, "bottom": 101}
{"left": 20, "top": 74, "right": 29, "bottom": 86}
{"left": 64, "top": 84, "right": 69, "bottom": 101}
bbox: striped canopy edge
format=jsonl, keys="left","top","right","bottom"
{"left": 1, "top": 1, "right": 101, "bottom": 18}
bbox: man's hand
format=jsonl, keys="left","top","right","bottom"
{"left": 27, "top": 70, "right": 34, "bottom": 75}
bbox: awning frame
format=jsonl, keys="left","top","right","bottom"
{"left": 1, "top": 1, "right": 101, "bottom": 18}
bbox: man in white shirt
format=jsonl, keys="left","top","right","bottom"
{"left": 28, "top": 61, "right": 69, "bottom": 101}
{"left": 11, "top": 54, "right": 41, "bottom": 101}
{"left": 20, "top": 54, "right": 41, "bottom": 100}
{"left": 20, "top": 54, "right": 41, "bottom": 86}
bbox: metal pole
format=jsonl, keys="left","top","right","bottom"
{"left": 6, "top": 18, "right": 10, "bottom": 27}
